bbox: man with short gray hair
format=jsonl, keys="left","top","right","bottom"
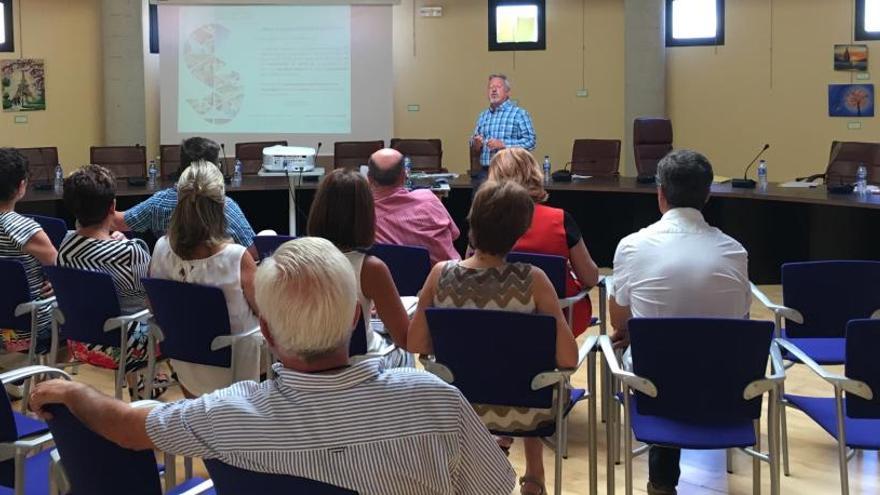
{"left": 29, "top": 237, "right": 515, "bottom": 495}
{"left": 471, "top": 74, "right": 536, "bottom": 169}
{"left": 609, "top": 150, "right": 750, "bottom": 495}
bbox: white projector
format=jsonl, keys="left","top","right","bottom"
{"left": 261, "top": 145, "right": 316, "bottom": 173}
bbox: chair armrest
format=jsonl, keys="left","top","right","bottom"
{"left": 14, "top": 296, "right": 56, "bottom": 317}
{"left": 775, "top": 338, "right": 873, "bottom": 399}
{"left": 0, "top": 365, "right": 70, "bottom": 384}
{"left": 558, "top": 290, "right": 589, "bottom": 310}
{"left": 176, "top": 479, "right": 215, "bottom": 495}
{"left": 743, "top": 340, "right": 786, "bottom": 400}
{"left": 531, "top": 335, "right": 599, "bottom": 390}
{"left": 418, "top": 356, "right": 454, "bottom": 384}
{"left": 103, "top": 309, "right": 152, "bottom": 332}
{"left": 750, "top": 283, "right": 803, "bottom": 325}
{"left": 597, "top": 335, "right": 657, "bottom": 397}
{"left": 130, "top": 400, "right": 162, "bottom": 409}
{"left": 576, "top": 335, "right": 599, "bottom": 369}
{"left": 210, "top": 325, "right": 264, "bottom": 351}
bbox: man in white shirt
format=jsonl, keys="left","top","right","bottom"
{"left": 29, "top": 237, "right": 515, "bottom": 495}
{"left": 609, "top": 149, "right": 750, "bottom": 495}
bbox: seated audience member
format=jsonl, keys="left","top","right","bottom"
{"left": 409, "top": 180, "right": 576, "bottom": 495}
{"left": 368, "top": 148, "right": 461, "bottom": 265}
{"left": 0, "top": 148, "right": 56, "bottom": 354}
{"left": 489, "top": 148, "right": 600, "bottom": 336}
{"left": 58, "top": 164, "right": 167, "bottom": 396}
{"left": 609, "top": 149, "right": 750, "bottom": 495}
{"left": 29, "top": 237, "right": 516, "bottom": 495}
{"left": 111, "top": 137, "right": 257, "bottom": 256}
{"left": 308, "top": 169, "right": 412, "bottom": 367}
{"left": 149, "top": 161, "right": 261, "bottom": 396}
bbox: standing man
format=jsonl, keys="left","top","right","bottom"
{"left": 471, "top": 74, "right": 537, "bottom": 172}
{"left": 609, "top": 150, "right": 751, "bottom": 495}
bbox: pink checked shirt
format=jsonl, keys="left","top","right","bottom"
{"left": 372, "top": 186, "right": 461, "bottom": 265}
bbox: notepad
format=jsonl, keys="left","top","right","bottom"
{"left": 779, "top": 181, "right": 819, "bottom": 188}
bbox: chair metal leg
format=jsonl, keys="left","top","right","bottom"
{"left": 752, "top": 420, "right": 761, "bottom": 495}
{"left": 623, "top": 387, "right": 633, "bottom": 495}
{"left": 834, "top": 389, "right": 850, "bottom": 495}
{"left": 14, "top": 450, "right": 24, "bottom": 495}
{"left": 614, "top": 374, "right": 622, "bottom": 465}
{"left": 606, "top": 382, "right": 615, "bottom": 495}
{"left": 561, "top": 414, "right": 569, "bottom": 459}
{"left": 164, "top": 453, "right": 177, "bottom": 489}
{"left": 553, "top": 381, "right": 565, "bottom": 495}
{"left": 588, "top": 351, "right": 598, "bottom": 495}
{"left": 185, "top": 456, "right": 194, "bottom": 480}
{"left": 727, "top": 449, "right": 734, "bottom": 474}
{"left": 779, "top": 383, "right": 790, "bottom": 476}
{"left": 769, "top": 388, "right": 781, "bottom": 495}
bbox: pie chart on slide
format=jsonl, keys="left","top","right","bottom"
{"left": 183, "top": 24, "right": 244, "bottom": 125}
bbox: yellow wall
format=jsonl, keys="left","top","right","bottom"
{"left": 668, "top": 0, "right": 880, "bottom": 181}
{"left": 0, "top": 0, "right": 103, "bottom": 171}
{"left": 393, "top": 0, "right": 625, "bottom": 174}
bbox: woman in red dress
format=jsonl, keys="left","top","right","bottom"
{"left": 488, "top": 148, "right": 600, "bottom": 336}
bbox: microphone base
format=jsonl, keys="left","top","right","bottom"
{"left": 731, "top": 178, "right": 757, "bottom": 189}
{"left": 636, "top": 175, "right": 656, "bottom": 184}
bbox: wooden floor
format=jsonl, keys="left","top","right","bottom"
{"left": 63, "top": 285, "right": 878, "bottom": 495}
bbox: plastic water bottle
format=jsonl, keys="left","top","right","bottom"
{"left": 856, "top": 164, "right": 868, "bottom": 198}
{"left": 53, "top": 165, "right": 63, "bottom": 194}
{"left": 757, "top": 159, "right": 768, "bottom": 191}
{"left": 147, "top": 159, "right": 158, "bottom": 189}
{"left": 404, "top": 156, "right": 413, "bottom": 189}
{"left": 232, "top": 159, "right": 243, "bottom": 187}
{"left": 543, "top": 156, "right": 552, "bottom": 184}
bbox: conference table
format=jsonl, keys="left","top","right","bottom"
{"left": 18, "top": 174, "right": 880, "bottom": 284}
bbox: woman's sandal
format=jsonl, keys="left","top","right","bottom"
{"left": 519, "top": 476, "right": 546, "bottom": 495}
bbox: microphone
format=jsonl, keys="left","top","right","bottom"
{"left": 220, "top": 143, "right": 229, "bottom": 179}
{"left": 731, "top": 144, "right": 770, "bottom": 189}
{"left": 315, "top": 141, "right": 322, "bottom": 159}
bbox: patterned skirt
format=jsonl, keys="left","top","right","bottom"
{"left": 68, "top": 322, "right": 154, "bottom": 373}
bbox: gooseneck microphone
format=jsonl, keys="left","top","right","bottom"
{"left": 731, "top": 144, "right": 770, "bottom": 189}
{"left": 220, "top": 142, "right": 230, "bottom": 179}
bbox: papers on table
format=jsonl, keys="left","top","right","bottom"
{"left": 779, "top": 181, "right": 819, "bottom": 188}
{"left": 713, "top": 175, "right": 732, "bottom": 184}
{"left": 572, "top": 174, "right": 592, "bottom": 180}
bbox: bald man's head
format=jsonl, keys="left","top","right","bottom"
{"left": 367, "top": 148, "right": 405, "bottom": 187}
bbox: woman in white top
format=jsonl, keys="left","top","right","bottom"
{"left": 307, "top": 169, "right": 411, "bottom": 367}
{"left": 149, "top": 161, "right": 261, "bottom": 396}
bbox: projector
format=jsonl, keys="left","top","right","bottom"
{"left": 261, "top": 145, "right": 316, "bottom": 173}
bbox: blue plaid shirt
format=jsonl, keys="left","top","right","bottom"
{"left": 123, "top": 188, "right": 256, "bottom": 247}
{"left": 472, "top": 99, "right": 537, "bottom": 166}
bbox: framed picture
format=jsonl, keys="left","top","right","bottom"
{"left": 828, "top": 84, "right": 874, "bottom": 117}
{"left": 1, "top": 59, "right": 46, "bottom": 112}
{"left": 834, "top": 44, "right": 868, "bottom": 71}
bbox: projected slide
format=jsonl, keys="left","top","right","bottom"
{"left": 178, "top": 6, "right": 351, "bottom": 134}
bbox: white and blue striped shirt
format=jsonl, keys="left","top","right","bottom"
{"left": 146, "top": 359, "right": 515, "bottom": 495}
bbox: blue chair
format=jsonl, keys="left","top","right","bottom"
{"left": 44, "top": 266, "right": 155, "bottom": 400}
{"left": 142, "top": 278, "right": 266, "bottom": 393}
{"left": 0, "top": 366, "right": 70, "bottom": 495}
{"left": 252, "top": 235, "right": 296, "bottom": 262}
{"left": 204, "top": 459, "right": 356, "bottom": 494}
{"left": 778, "top": 319, "right": 880, "bottom": 495}
{"left": 21, "top": 215, "right": 66, "bottom": 250}
{"left": 752, "top": 261, "right": 880, "bottom": 474}
{"left": 0, "top": 260, "right": 55, "bottom": 372}
{"left": 600, "top": 318, "right": 783, "bottom": 495}
{"left": 45, "top": 403, "right": 212, "bottom": 495}
{"left": 367, "top": 244, "right": 430, "bottom": 296}
{"left": 421, "top": 308, "right": 598, "bottom": 495}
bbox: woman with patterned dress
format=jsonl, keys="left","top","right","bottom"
{"left": 409, "top": 180, "right": 577, "bottom": 495}
{"left": 57, "top": 165, "right": 160, "bottom": 392}
{"left": 0, "top": 148, "right": 57, "bottom": 355}
{"left": 489, "top": 148, "right": 600, "bottom": 337}
{"left": 307, "top": 169, "right": 412, "bottom": 368}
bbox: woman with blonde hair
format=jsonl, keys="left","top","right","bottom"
{"left": 489, "top": 148, "right": 600, "bottom": 337}
{"left": 150, "top": 161, "right": 261, "bottom": 396}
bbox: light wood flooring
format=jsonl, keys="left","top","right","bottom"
{"left": 58, "top": 285, "right": 879, "bottom": 494}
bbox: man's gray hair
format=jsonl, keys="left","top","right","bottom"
{"left": 255, "top": 237, "right": 358, "bottom": 361}
{"left": 488, "top": 74, "right": 511, "bottom": 91}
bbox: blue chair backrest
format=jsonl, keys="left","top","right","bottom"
{"left": 367, "top": 244, "right": 431, "bottom": 296}
{"left": 350, "top": 316, "right": 367, "bottom": 357}
{"left": 142, "top": 278, "right": 233, "bottom": 367}
{"left": 425, "top": 308, "right": 557, "bottom": 408}
{"left": 252, "top": 235, "right": 296, "bottom": 261}
{"left": 782, "top": 261, "right": 880, "bottom": 338}
{"left": 0, "top": 375, "right": 21, "bottom": 444}
{"left": 629, "top": 318, "right": 774, "bottom": 423}
{"left": 204, "top": 459, "right": 357, "bottom": 494}
{"left": 45, "top": 405, "right": 163, "bottom": 495}
{"left": 0, "top": 259, "right": 33, "bottom": 332}
{"left": 23, "top": 214, "right": 67, "bottom": 249}
{"left": 507, "top": 252, "right": 567, "bottom": 297}
{"left": 845, "top": 319, "right": 880, "bottom": 419}
{"left": 45, "top": 266, "right": 124, "bottom": 348}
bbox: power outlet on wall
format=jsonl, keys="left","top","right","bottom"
{"left": 848, "top": 121, "right": 863, "bottom": 130}
{"left": 576, "top": 89, "right": 589, "bottom": 97}
{"left": 13, "top": 115, "right": 27, "bottom": 124}
{"left": 856, "top": 72, "right": 871, "bottom": 80}
{"left": 407, "top": 104, "right": 420, "bottom": 112}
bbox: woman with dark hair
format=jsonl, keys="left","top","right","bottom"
{"left": 59, "top": 164, "right": 166, "bottom": 396}
{"left": 150, "top": 161, "right": 261, "bottom": 396}
{"left": 409, "top": 180, "right": 576, "bottom": 495}
{"left": 0, "top": 148, "right": 56, "bottom": 355}
{"left": 307, "top": 169, "right": 411, "bottom": 367}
